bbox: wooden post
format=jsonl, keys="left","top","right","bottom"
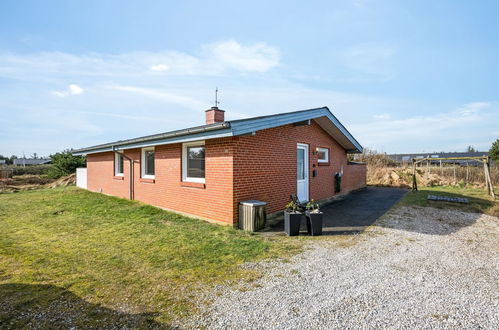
{"left": 412, "top": 159, "right": 418, "bottom": 191}
{"left": 440, "top": 160, "right": 443, "bottom": 176}
{"left": 453, "top": 166, "right": 456, "bottom": 182}
{"left": 466, "top": 161, "right": 469, "bottom": 182}
{"left": 484, "top": 158, "right": 495, "bottom": 199}
{"left": 483, "top": 160, "right": 490, "bottom": 194}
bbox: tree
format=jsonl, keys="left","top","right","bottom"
{"left": 9, "top": 155, "right": 17, "bottom": 164}
{"left": 489, "top": 139, "right": 499, "bottom": 162}
{"left": 47, "top": 150, "right": 86, "bottom": 178}
{"left": 466, "top": 145, "right": 476, "bottom": 153}
{"left": 0, "top": 154, "right": 9, "bottom": 165}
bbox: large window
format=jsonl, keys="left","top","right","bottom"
{"left": 182, "top": 141, "right": 205, "bottom": 183}
{"left": 141, "top": 147, "right": 155, "bottom": 179}
{"left": 317, "top": 147, "right": 329, "bottom": 163}
{"left": 114, "top": 153, "right": 124, "bottom": 176}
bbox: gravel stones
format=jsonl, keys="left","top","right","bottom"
{"left": 183, "top": 206, "right": 499, "bottom": 329}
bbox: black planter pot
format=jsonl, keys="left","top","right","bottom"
{"left": 284, "top": 211, "right": 303, "bottom": 236}
{"left": 306, "top": 211, "right": 323, "bottom": 236}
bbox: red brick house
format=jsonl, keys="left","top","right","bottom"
{"left": 73, "top": 107, "right": 366, "bottom": 226}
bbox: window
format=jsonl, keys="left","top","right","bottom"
{"left": 114, "top": 153, "right": 124, "bottom": 176}
{"left": 297, "top": 148, "right": 306, "bottom": 180}
{"left": 182, "top": 141, "right": 205, "bottom": 183}
{"left": 141, "top": 147, "right": 155, "bottom": 179}
{"left": 317, "top": 147, "right": 329, "bottom": 163}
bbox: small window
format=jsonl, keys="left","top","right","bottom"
{"left": 141, "top": 147, "right": 155, "bottom": 179}
{"left": 115, "top": 153, "right": 124, "bottom": 176}
{"left": 182, "top": 141, "right": 205, "bottom": 183}
{"left": 317, "top": 147, "right": 329, "bottom": 163}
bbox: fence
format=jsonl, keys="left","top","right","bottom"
{"left": 413, "top": 162, "right": 498, "bottom": 187}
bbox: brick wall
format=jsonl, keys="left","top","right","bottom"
{"left": 86, "top": 120, "right": 366, "bottom": 225}
{"left": 232, "top": 121, "right": 366, "bottom": 216}
{"left": 342, "top": 163, "right": 367, "bottom": 192}
{"left": 87, "top": 138, "right": 235, "bottom": 224}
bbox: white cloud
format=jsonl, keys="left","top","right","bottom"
{"left": 149, "top": 64, "right": 170, "bottom": 72}
{"left": 373, "top": 113, "right": 391, "bottom": 120}
{"left": 458, "top": 101, "right": 490, "bottom": 116}
{"left": 106, "top": 85, "right": 205, "bottom": 110}
{"left": 0, "top": 40, "right": 496, "bottom": 156}
{"left": 350, "top": 101, "right": 499, "bottom": 152}
{"left": 203, "top": 40, "right": 280, "bottom": 73}
{"left": 0, "top": 40, "right": 281, "bottom": 82}
{"left": 69, "top": 84, "right": 83, "bottom": 95}
{"left": 51, "top": 84, "right": 84, "bottom": 97}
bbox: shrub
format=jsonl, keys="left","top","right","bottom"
{"left": 351, "top": 148, "right": 397, "bottom": 168}
{"left": 47, "top": 151, "right": 86, "bottom": 179}
{"left": 490, "top": 139, "right": 499, "bottom": 162}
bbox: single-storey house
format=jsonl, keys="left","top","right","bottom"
{"left": 73, "top": 106, "right": 366, "bottom": 226}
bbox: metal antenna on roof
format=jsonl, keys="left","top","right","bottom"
{"left": 214, "top": 87, "right": 220, "bottom": 108}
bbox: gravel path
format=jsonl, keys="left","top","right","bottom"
{"left": 185, "top": 206, "right": 499, "bottom": 329}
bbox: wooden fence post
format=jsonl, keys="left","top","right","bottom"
{"left": 412, "top": 159, "right": 418, "bottom": 191}
{"left": 484, "top": 158, "right": 495, "bottom": 199}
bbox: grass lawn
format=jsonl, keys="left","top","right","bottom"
{"left": 397, "top": 185, "right": 498, "bottom": 217}
{"left": 0, "top": 187, "right": 299, "bottom": 328}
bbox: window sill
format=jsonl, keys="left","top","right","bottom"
{"left": 318, "top": 162, "right": 330, "bottom": 166}
{"left": 140, "top": 178, "right": 155, "bottom": 183}
{"left": 180, "top": 181, "right": 206, "bottom": 189}
{"left": 113, "top": 175, "right": 124, "bottom": 180}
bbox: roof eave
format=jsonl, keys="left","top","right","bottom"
{"left": 72, "top": 122, "right": 231, "bottom": 155}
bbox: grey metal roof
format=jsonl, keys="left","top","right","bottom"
{"left": 13, "top": 158, "right": 51, "bottom": 165}
{"left": 72, "top": 106, "right": 363, "bottom": 155}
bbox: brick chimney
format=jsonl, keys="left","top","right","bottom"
{"left": 205, "top": 106, "right": 225, "bottom": 124}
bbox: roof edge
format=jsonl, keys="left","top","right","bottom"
{"left": 72, "top": 121, "right": 231, "bottom": 155}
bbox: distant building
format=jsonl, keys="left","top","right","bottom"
{"left": 13, "top": 158, "right": 51, "bottom": 166}
{"left": 0, "top": 160, "right": 6, "bottom": 165}
{"left": 387, "top": 152, "right": 489, "bottom": 166}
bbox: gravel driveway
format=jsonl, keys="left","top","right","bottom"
{"left": 185, "top": 206, "right": 499, "bottom": 329}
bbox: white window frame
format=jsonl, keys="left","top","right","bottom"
{"left": 317, "top": 147, "right": 329, "bottom": 163}
{"left": 182, "top": 141, "right": 205, "bottom": 183}
{"left": 141, "top": 147, "right": 155, "bottom": 179}
{"left": 114, "top": 152, "right": 124, "bottom": 176}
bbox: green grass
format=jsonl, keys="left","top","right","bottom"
{"left": 0, "top": 187, "right": 299, "bottom": 327}
{"left": 397, "top": 185, "right": 498, "bottom": 216}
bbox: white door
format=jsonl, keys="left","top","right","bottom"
{"left": 296, "top": 143, "right": 309, "bottom": 202}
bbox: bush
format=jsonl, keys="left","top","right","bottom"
{"left": 490, "top": 139, "right": 499, "bottom": 162}
{"left": 47, "top": 151, "right": 86, "bottom": 179}
{"left": 351, "top": 148, "right": 397, "bottom": 168}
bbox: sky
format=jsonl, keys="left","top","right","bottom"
{"left": 0, "top": 0, "right": 498, "bottom": 157}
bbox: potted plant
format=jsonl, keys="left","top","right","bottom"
{"left": 305, "top": 199, "right": 323, "bottom": 236}
{"left": 284, "top": 200, "right": 303, "bottom": 236}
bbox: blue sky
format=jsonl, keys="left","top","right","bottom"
{"left": 1, "top": 0, "right": 498, "bottom": 156}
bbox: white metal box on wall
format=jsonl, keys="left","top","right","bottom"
{"left": 76, "top": 167, "right": 87, "bottom": 189}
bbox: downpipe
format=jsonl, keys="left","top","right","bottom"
{"left": 112, "top": 146, "right": 134, "bottom": 200}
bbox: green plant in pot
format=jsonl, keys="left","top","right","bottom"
{"left": 305, "top": 199, "right": 323, "bottom": 236}
{"left": 284, "top": 199, "right": 303, "bottom": 236}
